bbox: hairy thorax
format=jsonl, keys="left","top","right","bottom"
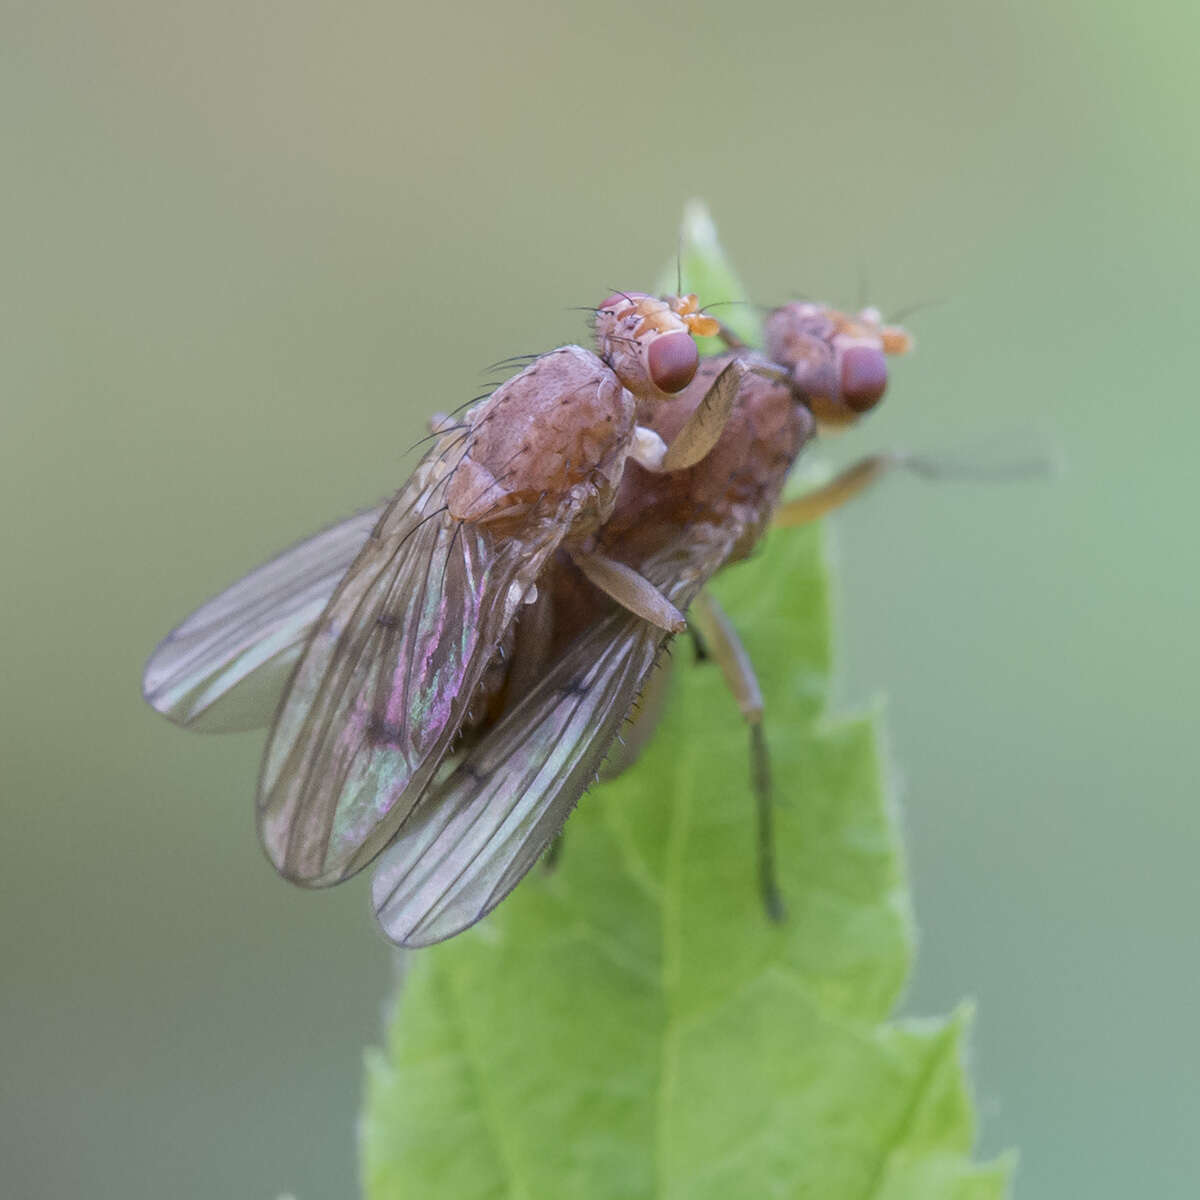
{"left": 446, "top": 346, "right": 636, "bottom": 539}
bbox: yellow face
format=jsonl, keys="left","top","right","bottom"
{"left": 765, "top": 302, "right": 912, "bottom": 429}
{"left": 594, "top": 292, "right": 719, "bottom": 404}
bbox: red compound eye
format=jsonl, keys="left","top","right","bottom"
{"left": 598, "top": 291, "right": 647, "bottom": 312}
{"left": 647, "top": 331, "right": 699, "bottom": 394}
{"left": 840, "top": 345, "right": 888, "bottom": 413}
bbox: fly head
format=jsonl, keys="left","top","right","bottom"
{"left": 594, "top": 291, "right": 719, "bottom": 411}
{"left": 764, "top": 302, "right": 912, "bottom": 429}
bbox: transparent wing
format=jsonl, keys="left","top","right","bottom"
{"left": 257, "top": 451, "right": 580, "bottom": 888}
{"left": 142, "top": 507, "right": 382, "bottom": 732}
{"left": 370, "top": 536, "right": 733, "bottom": 948}
{"left": 371, "top": 607, "right": 664, "bottom": 946}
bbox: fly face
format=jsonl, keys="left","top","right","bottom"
{"left": 594, "top": 292, "right": 720, "bottom": 410}
{"left": 763, "top": 301, "right": 912, "bottom": 428}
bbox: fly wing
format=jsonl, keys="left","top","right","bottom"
{"left": 370, "top": 535, "right": 734, "bottom": 948}
{"left": 142, "top": 507, "right": 382, "bottom": 732}
{"left": 371, "top": 608, "right": 664, "bottom": 946}
{"left": 257, "top": 444, "right": 580, "bottom": 888}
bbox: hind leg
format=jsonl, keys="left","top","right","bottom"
{"left": 689, "top": 590, "right": 784, "bottom": 922}
{"left": 773, "top": 454, "right": 901, "bottom": 526}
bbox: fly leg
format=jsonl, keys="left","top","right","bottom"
{"left": 601, "top": 656, "right": 675, "bottom": 782}
{"left": 629, "top": 359, "right": 751, "bottom": 474}
{"left": 570, "top": 550, "right": 687, "bottom": 633}
{"left": 543, "top": 830, "right": 564, "bottom": 872}
{"left": 776, "top": 449, "right": 1053, "bottom": 526}
{"left": 689, "top": 590, "right": 785, "bottom": 923}
{"left": 773, "top": 453, "right": 900, "bottom": 526}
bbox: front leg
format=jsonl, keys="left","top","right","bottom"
{"left": 775, "top": 448, "right": 1053, "bottom": 526}
{"left": 773, "top": 454, "right": 898, "bottom": 526}
{"left": 628, "top": 358, "right": 750, "bottom": 474}
{"left": 570, "top": 550, "right": 686, "bottom": 633}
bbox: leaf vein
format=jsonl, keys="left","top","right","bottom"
{"left": 437, "top": 960, "right": 532, "bottom": 1200}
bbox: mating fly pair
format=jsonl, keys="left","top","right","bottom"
{"left": 143, "top": 288, "right": 911, "bottom": 946}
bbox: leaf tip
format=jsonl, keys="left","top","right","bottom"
{"left": 681, "top": 198, "right": 719, "bottom": 251}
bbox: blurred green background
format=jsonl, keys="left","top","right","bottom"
{"left": 4, "top": 1, "right": 1196, "bottom": 1196}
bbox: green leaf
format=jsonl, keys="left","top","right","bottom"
{"left": 361, "top": 208, "right": 1010, "bottom": 1200}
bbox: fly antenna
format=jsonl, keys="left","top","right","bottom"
{"left": 887, "top": 297, "right": 949, "bottom": 324}
{"left": 856, "top": 254, "right": 870, "bottom": 312}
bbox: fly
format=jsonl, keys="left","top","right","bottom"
{"left": 145, "top": 296, "right": 728, "bottom": 888}
{"left": 143, "top": 288, "right": 912, "bottom": 945}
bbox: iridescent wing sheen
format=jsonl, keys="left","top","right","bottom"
{"left": 142, "top": 507, "right": 382, "bottom": 732}
{"left": 257, "top": 442, "right": 584, "bottom": 888}
{"left": 371, "top": 607, "right": 664, "bottom": 946}
{"left": 370, "top": 534, "right": 738, "bottom": 948}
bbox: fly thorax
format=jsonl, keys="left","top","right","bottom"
{"left": 446, "top": 345, "right": 634, "bottom": 531}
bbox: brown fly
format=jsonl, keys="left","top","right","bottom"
{"left": 144, "top": 296, "right": 733, "bottom": 893}
{"left": 143, "top": 288, "right": 911, "bottom": 945}
{"left": 368, "top": 299, "right": 913, "bottom": 940}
